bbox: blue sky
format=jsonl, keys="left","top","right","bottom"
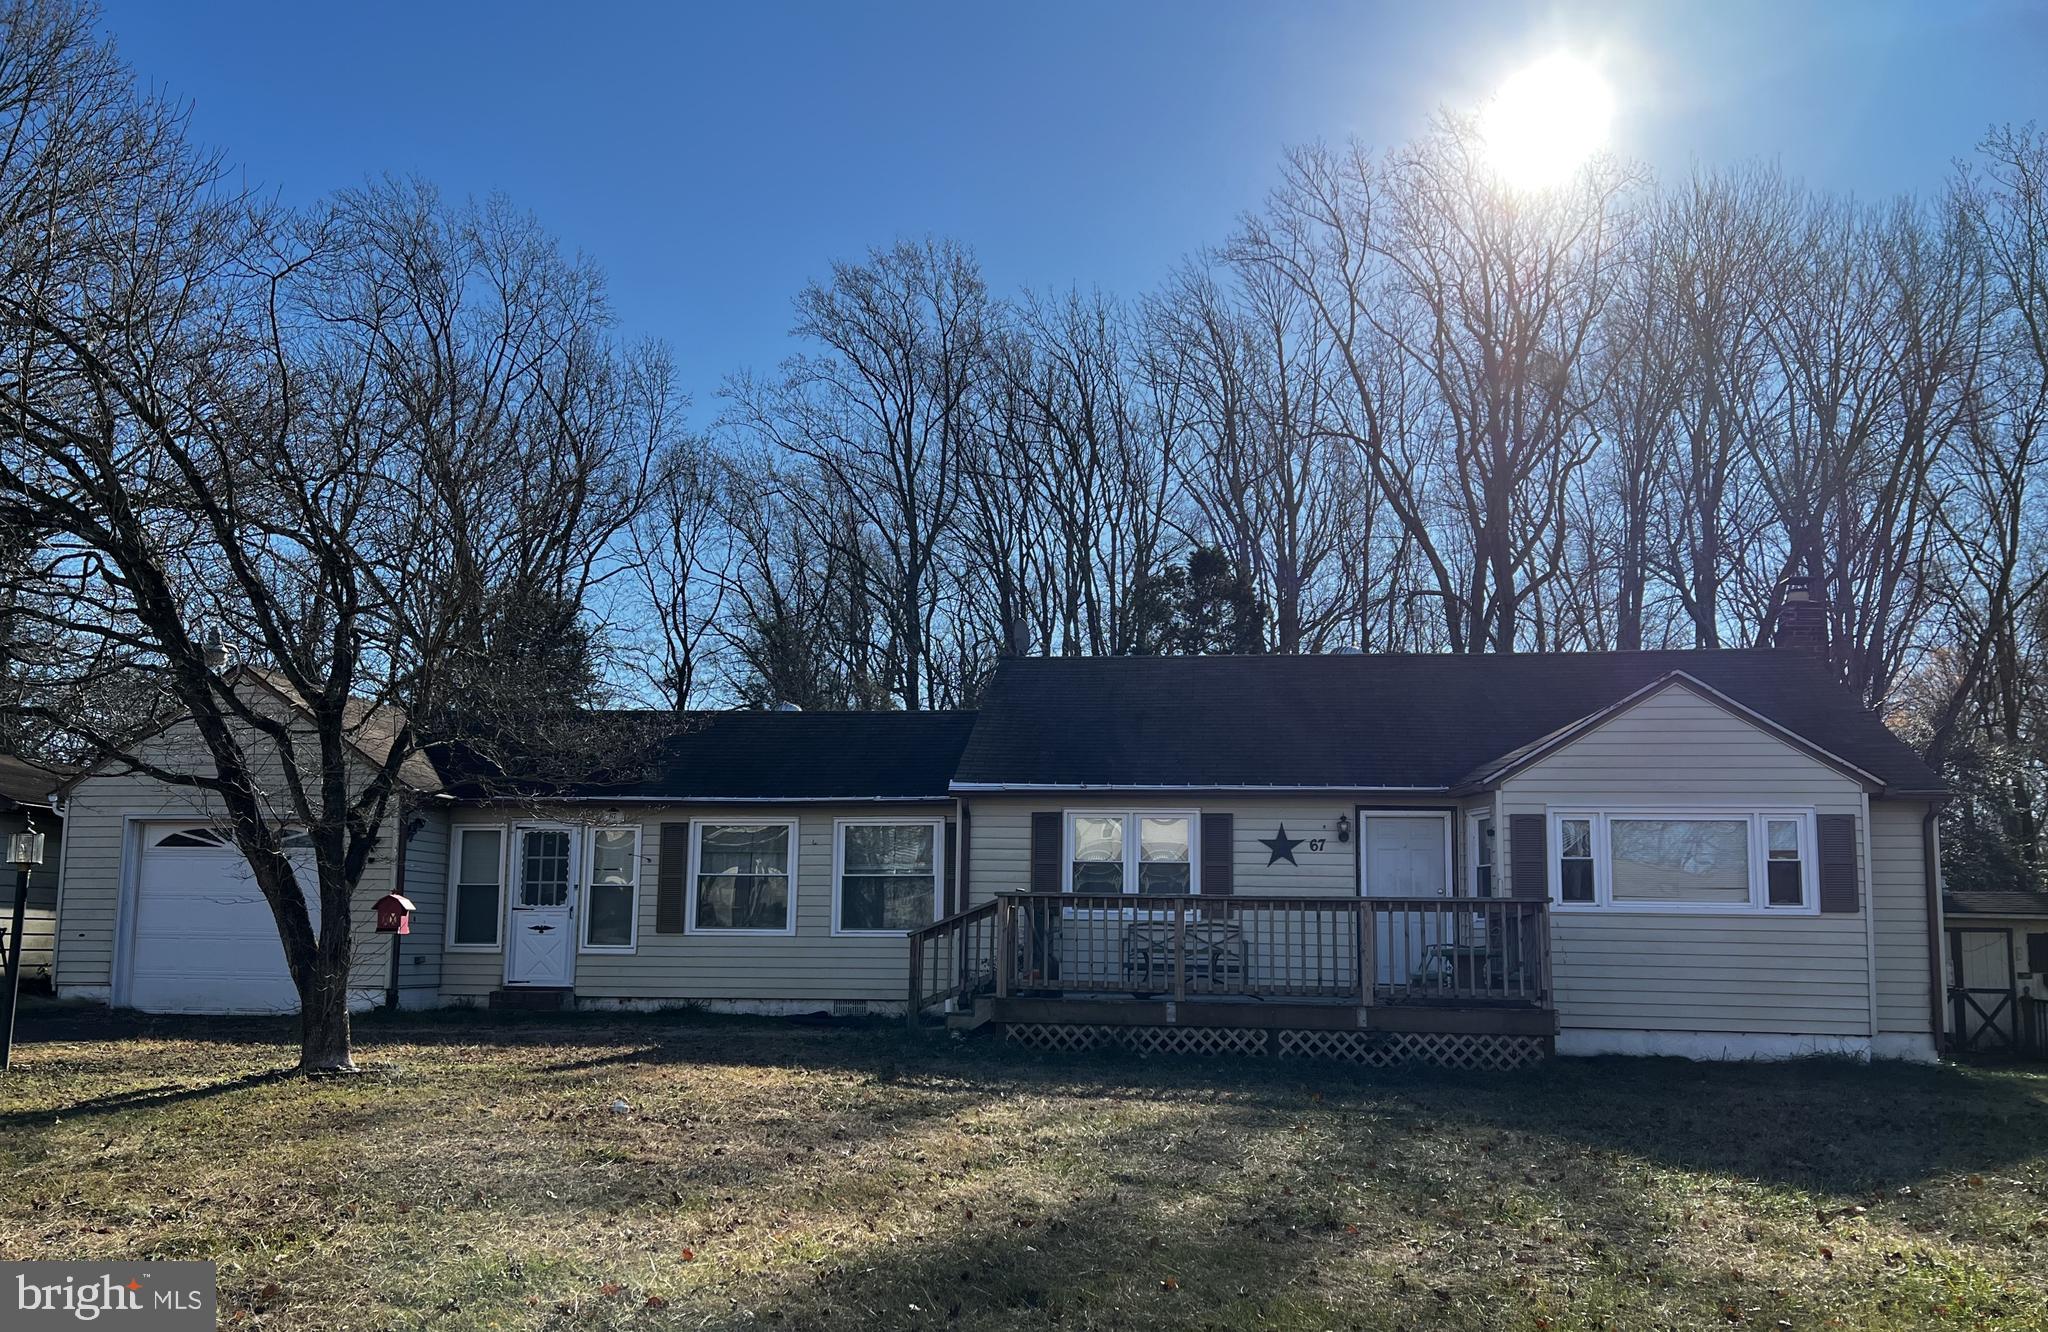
{"left": 98, "top": 0, "right": 2048, "bottom": 426}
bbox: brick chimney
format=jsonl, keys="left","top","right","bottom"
{"left": 1775, "top": 576, "right": 1827, "bottom": 652}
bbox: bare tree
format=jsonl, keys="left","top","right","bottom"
{"left": 723, "top": 239, "right": 986, "bottom": 709}
{"left": 0, "top": 1, "right": 667, "bottom": 1069}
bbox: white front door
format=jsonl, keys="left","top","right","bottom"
{"left": 1358, "top": 812, "right": 1452, "bottom": 988}
{"left": 506, "top": 825, "right": 577, "bottom": 987}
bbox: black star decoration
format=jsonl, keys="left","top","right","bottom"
{"left": 1259, "top": 824, "right": 1302, "bottom": 867}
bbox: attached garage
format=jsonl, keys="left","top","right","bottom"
{"left": 120, "top": 824, "right": 317, "bottom": 1014}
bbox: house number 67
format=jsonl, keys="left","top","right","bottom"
{"left": 1306, "top": 838, "right": 1326, "bottom": 852}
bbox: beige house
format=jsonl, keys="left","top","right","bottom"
{"left": 45, "top": 648, "right": 1950, "bottom": 1065}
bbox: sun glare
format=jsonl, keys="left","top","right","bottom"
{"left": 1479, "top": 53, "right": 1615, "bottom": 190}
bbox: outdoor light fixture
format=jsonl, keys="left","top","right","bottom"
{"left": 2, "top": 819, "right": 46, "bottom": 1072}
{"left": 1336, "top": 814, "right": 1351, "bottom": 844}
{"left": 6, "top": 830, "right": 43, "bottom": 872}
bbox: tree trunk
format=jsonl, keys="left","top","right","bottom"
{"left": 297, "top": 965, "right": 356, "bottom": 1073}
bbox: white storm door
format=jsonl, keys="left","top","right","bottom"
{"left": 506, "top": 825, "right": 577, "bottom": 987}
{"left": 1358, "top": 812, "right": 1452, "bottom": 989}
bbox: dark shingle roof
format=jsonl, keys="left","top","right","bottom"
{"left": 449, "top": 710, "right": 976, "bottom": 802}
{"left": 1944, "top": 891, "right": 2048, "bottom": 918}
{"left": 953, "top": 650, "right": 1944, "bottom": 795}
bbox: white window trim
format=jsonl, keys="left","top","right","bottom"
{"left": 445, "top": 824, "right": 508, "bottom": 952}
{"left": 1546, "top": 807, "right": 1820, "bottom": 916}
{"left": 831, "top": 817, "right": 946, "bottom": 937}
{"left": 685, "top": 817, "right": 800, "bottom": 936}
{"left": 1060, "top": 809, "right": 1200, "bottom": 895}
{"left": 1467, "top": 810, "right": 1496, "bottom": 899}
{"left": 579, "top": 824, "right": 643, "bottom": 954}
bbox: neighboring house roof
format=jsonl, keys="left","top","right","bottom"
{"left": 445, "top": 709, "right": 978, "bottom": 802}
{"left": 0, "top": 754, "right": 67, "bottom": 812}
{"left": 240, "top": 668, "right": 445, "bottom": 795}
{"left": 952, "top": 649, "right": 1946, "bottom": 796}
{"left": 1944, "top": 890, "right": 2048, "bottom": 919}
{"left": 55, "top": 667, "right": 446, "bottom": 798}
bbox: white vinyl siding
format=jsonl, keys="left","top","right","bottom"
{"left": 1870, "top": 799, "right": 1936, "bottom": 1034}
{"left": 395, "top": 807, "right": 449, "bottom": 1000}
{"left": 439, "top": 802, "right": 950, "bottom": 1006}
{"left": 52, "top": 709, "right": 401, "bottom": 1002}
{"left": 964, "top": 795, "right": 1486, "bottom": 905}
{"left": 1498, "top": 680, "right": 1885, "bottom": 1039}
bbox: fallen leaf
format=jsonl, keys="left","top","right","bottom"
{"left": 680, "top": 1248, "right": 696, "bottom": 1262}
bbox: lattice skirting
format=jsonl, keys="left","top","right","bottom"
{"left": 1275, "top": 1028, "right": 1549, "bottom": 1070}
{"left": 1001, "top": 1023, "right": 1548, "bottom": 1069}
{"left": 1002, "top": 1023, "right": 1268, "bottom": 1058}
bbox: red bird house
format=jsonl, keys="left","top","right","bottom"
{"left": 373, "top": 893, "right": 416, "bottom": 935}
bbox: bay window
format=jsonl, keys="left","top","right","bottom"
{"left": 1549, "top": 810, "right": 1815, "bottom": 913}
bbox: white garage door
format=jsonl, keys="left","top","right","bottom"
{"left": 127, "top": 825, "right": 318, "bottom": 1014}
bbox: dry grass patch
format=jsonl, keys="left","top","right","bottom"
{"left": 2, "top": 1005, "right": 2047, "bottom": 1330}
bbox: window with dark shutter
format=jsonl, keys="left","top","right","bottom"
{"left": 1816, "top": 813, "right": 1858, "bottom": 913}
{"left": 2028, "top": 932, "right": 2048, "bottom": 975}
{"left": 1509, "top": 813, "right": 1548, "bottom": 899}
{"left": 944, "top": 820, "right": 959, "bottom": 915}
{"left": 1200, "top": 813, "right": 1234, "bottom": 895}
{"left": 1029, "top": 811, "right": 1061, "bottom": 893}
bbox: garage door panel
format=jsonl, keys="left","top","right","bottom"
{"left": 128, "top": 830, "right": 317, "bottom": 1015}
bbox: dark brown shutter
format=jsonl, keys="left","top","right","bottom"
{"left": 943, "top": 819, "right": 959, "bottom": 915}
{"left": 655, "top": 822, "right": 689, "bottom": 933}
{"left": 1200, "top": 812, "right": 1234, "bottom": 895}
{"left": 1029, "top": 811, "right": 1061, "bottom": 893}
{"left": 1817, "top": 813, "right": 1858, "bottom": 913}
{"left": 1508, "top": 813, "right": 1548, "bottom": 899}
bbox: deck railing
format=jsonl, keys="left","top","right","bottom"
{"left": 905, "top": 899, "right": 1001, "bottom": 1023}
{"left": 985, "top": 892, "right": 1549, "bottom": 1008}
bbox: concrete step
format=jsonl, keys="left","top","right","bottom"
{"left": 489, "top": 987, "right": 571, "bottom": 1011}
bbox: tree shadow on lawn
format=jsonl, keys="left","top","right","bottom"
{"left": 13, "top": 1006, "right": 2048, "bottom": 1202}
{"left": 498, "top": 1016, "right": 2048, "bottom": 1201}
{"left": 0, "top": 1068, "right": 295, "bottom": 1130}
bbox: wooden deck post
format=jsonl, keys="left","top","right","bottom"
{"left": 995, "top": 897, "right": 1014, "bottom": 999}
{"left": 1172, "top": 899, "right": 1188, "bottom": 1003}
{"left": 907, "top": 931, "right": 925, "bottom": 1030}
{"left": 1356, "top": 900, "right": 1374, "bottom": 1007}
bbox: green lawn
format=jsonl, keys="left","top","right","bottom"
{"left": 2, "top": 1004, "right": 2046, "bottom": 1331}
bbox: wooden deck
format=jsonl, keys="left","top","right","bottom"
{"left": 910, "top": 892, "right": 1554, "bottom": 1040}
